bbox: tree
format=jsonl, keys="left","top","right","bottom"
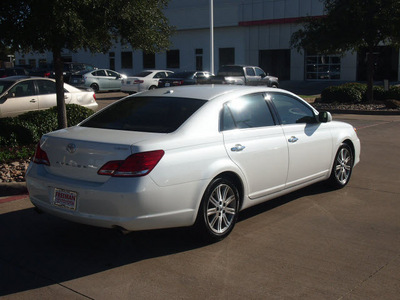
{"left": 290, "top": 0, "right": 400, "bottom": 102}
{"left": 0, "top": 0, "right": 173, "bottom": 128}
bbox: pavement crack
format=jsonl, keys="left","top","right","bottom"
{"left": 337, "top": 253, "right": 400, "bottom": 300}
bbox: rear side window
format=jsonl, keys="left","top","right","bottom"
{"left": 37, "top": 80, "right": 56, "bottom": 94}
{"left": 81, "top": 96, "right": 206, "bottom": 133}
{"left": 245, "top": 67, "right": 255, "bottom": 76}
{"left": 222, "top": 93, "right": 275, "bottom": 131}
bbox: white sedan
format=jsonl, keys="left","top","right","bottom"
{"left": 0, "top": 76, "right": 98, "bottom": 118}
{"left": 26, "top": 85, "right": 360, "bottom": 241}
{"left": 121, "top": 70, "right": 173, "bottom": 94}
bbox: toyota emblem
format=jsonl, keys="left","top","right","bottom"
{"left": 66, "top": 143, "right": 77, "bottom": 153}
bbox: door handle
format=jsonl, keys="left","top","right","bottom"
{"left": 231, "top": 144, "right": 246, "bottom": 152}
{"left": 30, "top": 99, "right": 36, "bottom": 103}
{"left": 288, "top": 136, "right": 298, "bottom": 143}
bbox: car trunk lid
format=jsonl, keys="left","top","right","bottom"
{"left": 39, "top": 126, "right": 162, "bottom": 183}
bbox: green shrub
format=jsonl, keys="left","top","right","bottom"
{"left": 321, "top": 83, "right": 400, "bottom": 103}
{"left": 0, "top": 104, "right": 94, "bottom": 148}
{"left": 320, "top": 84, "right": 363, "bottom": 103}
{"left": 372, "top": 86, "right": 386, "bottom": 101}
{"left": 385, "top": 86, "right": 400, "bottom": 100}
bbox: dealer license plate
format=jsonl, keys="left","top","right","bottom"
{"left": 165, "top": 82, "right": 170, "bottom": 87}
{"left": 53, "top": 188, "right": 77, "bottom": 210}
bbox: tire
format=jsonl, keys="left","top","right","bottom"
{"left": 149, "top": 85, "right": 157, "bottom": 90}
{"left": 195, "top": 177, "right": 239, "bottom": 242}
{"left": 328, "top": 143, "right": 354, "bottom": 189}
{"left": 90, "top": 83, "right": 99, "bottom": 93}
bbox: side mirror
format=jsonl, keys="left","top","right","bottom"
{"left": 318, "top": 111, "right": 332, "bottom": 123}
{"left": 260, "top": 73, "right": 266, "bottom": 78}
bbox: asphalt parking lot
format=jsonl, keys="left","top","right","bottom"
{"left": 1, "top": 95, "right": 399, "bottom": 299}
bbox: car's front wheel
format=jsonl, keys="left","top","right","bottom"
{"left": 195, "top": 177, "right": 239, "bottom": 242}
{"left": 329, "top": 143, "right": 354, "bottom": 188}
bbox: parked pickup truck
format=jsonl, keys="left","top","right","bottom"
{"left": 205, "top": 65, "right": 279, "bottom": 87}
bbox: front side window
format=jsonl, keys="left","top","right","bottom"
{"left": 222, "top": 93, "right": 275, "bottom": 131}
{"left": 106, "top": 70, "right": 119, "bottom": 77}
{"left": 269, "top": 93, "right": 316, "bottom": 125}
{"left": 81, "top": 96, "right": 206, "bottom": 133}
{"left": 255, "top": 67, "right": 265, "bottom": 76}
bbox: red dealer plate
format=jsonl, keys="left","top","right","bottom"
{"left": 53, "top": 188, "right": 77, "bottom": 211}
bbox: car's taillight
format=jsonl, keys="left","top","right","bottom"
{"left": 33, "top": 143, "right": 50, "bottom": 166}
{"left": 98, "top": 150, "right": 164, "bottom": 177}
{"left": 133, "top": 80, "right": 144, "bottom": 84}
{"left": 44, "top": 72, "right": 51, "bottom": 77}
{"left": 173, "top": 80, "right": 184, "bottom": 85}
{"left": 92, "top": 93, "right": 96, "bottom": 101}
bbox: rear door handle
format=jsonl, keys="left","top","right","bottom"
{"left": 288, "top": 136, "right": 298, "bottom": 143}
{"left": 30, "top": 99, "right": 37, "bottom": 103}
{"left": 231, "top": 144, "right": 246, "bottom": 152}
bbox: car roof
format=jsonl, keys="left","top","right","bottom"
{"left": 0, "top": 76, "right": 53, "bottom": 82}
{"left": 131, "top": 84, "right": 286, "bottom": 101}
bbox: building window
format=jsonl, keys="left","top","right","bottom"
{"left": 167, "top": 50, "right": 180, "bottom": 69}
{"left": 195, "top": 49, "right": 203, "bottom": 71}
{"left": 143, "top": 52, "right": 155, "bottom": 69}
{"left": 121, "top": 51, "right": 133, "bottom": 69}
{"left": 28, "top": 59, "right": 36, "bottom": 68}
{"left": 109, "top": 52, "right": 115, "bottom": 70}
{"left": 38, "top": 59, "right": 47, "bottom": 68}
{"left": 306, "top": 54, "right": 341, "bottom": 80}
{"left": 219, "top": 48, "right": 235, "bottom": 70}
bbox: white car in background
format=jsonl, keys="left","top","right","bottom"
{"left": 0, "top": 76, "right": 98, "bottom": 118}
{"left": 26, "top": 85, "right": 360, "bottom": 242}
{"left": 121, "top": 70, "right": 173, "bottom": 94}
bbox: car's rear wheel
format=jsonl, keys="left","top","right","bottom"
{"left": 149, "top": 85, "right": 157, "bottom": 90}
{"left": 195, "top": 177, "right": 239, "bottom": 242}
{"left": 329, "top": 143, "right": 353, "bottom": 188}
{"left": 90, "top": 83, "right": 99, "bottom": 93}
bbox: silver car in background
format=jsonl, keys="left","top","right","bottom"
{"left": 26, "top": 85, "right": 360, "bottom": 242}
{"left": 70, "top": 69, "right": 127, "bottom": 92}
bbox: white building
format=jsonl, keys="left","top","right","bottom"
{"left": 15, "top": 0, "right": 400, "bottom": 82}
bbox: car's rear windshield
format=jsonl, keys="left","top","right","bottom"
{"left": 171, "top": 72, "right": 194, "bottom": 78}
{"left": 81, "top": 96, "right": 206, "bottom": 133}
{"left": 218, "top": 66, "right": 244, "bottom": 76}
{"left": 134, "top": 71, "right": 152, "bottom": 77}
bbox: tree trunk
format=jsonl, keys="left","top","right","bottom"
{"left": 366, "top": 51, "right": 375, "bottom": 103}
{"left": 53, "top": 50, "right": 67, "bottom": 129}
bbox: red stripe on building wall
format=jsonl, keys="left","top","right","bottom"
{"left": 239, "top": 16, "right": 324, "bottom": 27}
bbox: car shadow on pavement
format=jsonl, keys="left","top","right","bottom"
{"left": 0, "top": 181, "right": 333, "bottom": 296}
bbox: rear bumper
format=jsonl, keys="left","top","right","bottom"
{"left": 26, "top": 164, "right": 202, "bottom": 231}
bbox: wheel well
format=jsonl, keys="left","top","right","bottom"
{"left": 217, "top": 171, "right": 245, "bottom": 209}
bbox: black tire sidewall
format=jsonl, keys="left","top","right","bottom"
{"left": 90, "top": 83, "right": 99, "bottom": 92}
